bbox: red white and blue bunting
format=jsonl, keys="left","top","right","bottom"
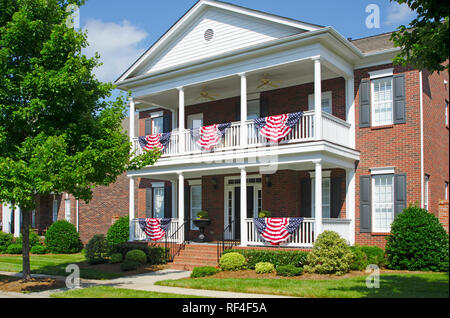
{"left": 254, "top": 112, "right": 303, "bottom": 143}
{"left": 138, "top": 218, "right": 172, "bottom": 241}
{"left": 139, "top": 133, "right": 172, "bottom": 152}
{"left": 253, "top": 217, "right": 304, "bottom": 245}
{"left": 191, "top": 122, "right": 231, "bottom": 151}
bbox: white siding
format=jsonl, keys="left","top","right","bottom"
{"left": 141, "top": 8, "right": 302, "bottom": 74}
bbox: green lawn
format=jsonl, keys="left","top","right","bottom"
{"left": 50, "top": 286, "right": 203, "bottom": 298}
{"left": 156, "top": 272, "right": 449, "bottom": 298}
{"left": 0, "top": 254, "right": 122, "bottom": 280}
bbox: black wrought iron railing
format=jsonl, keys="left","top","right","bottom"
{"left": 217, "top": 219, "right": 240, "bottom": 262}
{"left": 164, "top": 220, "right": 189, "bottom": 263}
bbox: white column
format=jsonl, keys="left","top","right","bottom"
{"left": 178, "top": 87, "right": 185, "bottom": 154}
{"left": 178, "top": 172, "right": 185, "bottom": 243}
{"left": 345, "top": 76, "right": 355, "bottom": 148}
{"left": 128, "top": 97, "right": 136, "bottom": 140}
{"left": 129, "top": 176, "right": 135, "bottom": 241}
{"left": 314, "top": 160, "right": 323, "bottom": 240}
{"left": 239, "top": 73, "right": 248, "bottom": 147}
{"left": 346, "top": 168, "right": 356, "bottom": 245}
{"left": 240, "top": 167, "right": 248, "bottom": 246}
{"left": 14, "top": 206, "right": 21, "bottom": 238}
{"left": 313, "top": 57, "right": 322, "bottom": 140}
{"left": 2, "top": 203, "right": 11, "bottom": 233}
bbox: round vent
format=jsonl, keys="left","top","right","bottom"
{"left": 204, "top": 28, "right": 214, "bottom": 42}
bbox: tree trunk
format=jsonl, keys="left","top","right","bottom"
{"left": 21, "top": 209, "right": 31, "bottom": 281}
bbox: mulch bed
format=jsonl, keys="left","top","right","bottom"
{"left": 0, "top": 275, "right": 66, "bottom": 293}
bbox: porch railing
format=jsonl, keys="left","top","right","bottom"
{"left": 245, "top": 218, "right": 316, "bottom": 247}
{"left": 164, "top": 220, "right": 189, "bottom": 262}
{"left": 132, "top": 218, "right": 180, "bottom": 242}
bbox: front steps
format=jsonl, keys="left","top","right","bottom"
{"left": 168, "top": 243, "right": 219, "bottom": 270}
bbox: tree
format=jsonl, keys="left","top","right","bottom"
{"left": 390, "top": 0, "right": 449, "bottom": 73}
{"left": 0, "top": 0, "right": 159, "bottom": 280}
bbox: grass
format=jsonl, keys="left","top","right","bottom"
{"left": 156, "top": 272, "right": 449, "bottom": 298}
{"left": 0, "top": 254, "right": 122, "bottom": 280}
{"left": 50, "top": 286, "right": 203, "bottom": 298}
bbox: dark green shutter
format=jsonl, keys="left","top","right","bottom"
{"left": 393, "top": 74, "right": 406, "bottom": 124}
{"left": 300, "top": 178, "right": 311, "bottom": 218}
{"left": 394, "top": 174, "right": 407, "bottom": 217}
{"left": 164, "top": 185, "right": 172, "bottom": 218}
{"left": 163, "top": 113, "right": 171, "bottom": 133}
{"left": 331, "top": 177, "right": 342, "bottom": 218}
{"left": 145, "top": 188, "right": 152, "bottom": 218}
{"left": 359, "top": 79, "right": 371, "bottom": 128}
{"left": 360, "top": 175, "right": 371, "bottom": 232}
{"left": 144, "top": 118, "right": 151, "bottom": 135}
{"left": 260, "top": 95, "right": 269, "bottom": 118}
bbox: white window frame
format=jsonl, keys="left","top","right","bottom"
{"left": 445, "top": 182, "right": 448, "bottom": 201}
{"left": 152, "top": 187, "right": 165, "bottom": 219}
{"left": 445, "top": 101, "right": 449, "bottom": 127}
{"left": 65, "top": 199, "right": 71, "bottom": 222}
{"left": 424, "top": 175, "right": 429, "bottom": 211}
{"left": 190, "top": 184, "right": 202, "bottom": 230}
{"left": 371, "top": 174, "right": 395, "bottom": 233}
{"left": 151, "top": 111, "right": 164, "bottom": 135}
{"left": 187, "top": 113, "right": 204, "bottom": 129}
{"left": 52, "top": 199, "right": 58, "bottom": 222}
{"left": 371, "top": 77, "right": 394, "bottom": 127}
{"left": 308, "top": 91, "right": 332, "bottom": 114}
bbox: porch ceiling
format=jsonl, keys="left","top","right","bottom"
{"left": 134, "top": 58, "right": 339, "bottom": 110}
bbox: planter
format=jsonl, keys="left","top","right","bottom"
{"left": 192, "top": 219, "right": 212, "bottom": 242}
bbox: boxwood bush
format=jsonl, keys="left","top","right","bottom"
{"left": 219, "top": 252, "right": 246, "bottom": 271}
{"left": 0, "top": 231, "right": 13, "bottom": 254}
{"left": 222, "top": 249, "right": 308, "bottom": 269}
{"left": 44, "top": 220, "right": 82, "bottom": 254}
{"left": 125, "top": 249, "right": 147, "bottom": 266}
{"left": 276, "top": 264, "right": 304, "bottom": 277}
{"left": 386, "top": 206, "right": 449, "bottom": 272}
{"left": 191, "top": 266, "right": 219, "bottom": 278}
{"left": 106, "top": 216, "right": 129, "bottom": 250}
{"left": 85, "top": 234, "right": 108, "bottom": 265}
{"left": 109, "top": 253, "right": 123, "bottom": 264}
{"left": 6, "top": 243, "right": 22, "bottom": 254}
{"left": 31, "top": 245, "right": 47, "bottom": 254}
{"left": 255, "top": 262, "right": 275, "bottom": 274}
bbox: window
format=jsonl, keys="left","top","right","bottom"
{"left": 445, "top": 182, "right": 448, "bottom": 201}
{"left": 187, "top": 113, "right": 203, "bottom": 129}
{"left": 151, "top": 112, "right": 164, "bottom": 134}
{"left": 247, "top": 99, "right": 260, "bottom": 120}
{"left": 190, "top": 185, "right": 202, "bottom": 229}
{"left": 424, "top": 175, "right": 429, "bottom": 211}
{"left": 445, "top": 101, "right": 449, "bottom": 127}
{"left": 65, "top": 199, "right": 71, "bottom": 222}
{"left": 308, "top": 91, "right": 332, "bottom": 114}
{"left": 52, "top": 199, "right": 58, "bottom": 222}
{"left": 311, "top": 177, "right": 331, "bottom": 218}
{"left": 372, "top": 174, "right": 394, "bottom": 232}
{"left": 371, "top": 77, "right": 393, "bottom": 126}
{"left": 153, "top": 187, "right": 165, "bottom": 219}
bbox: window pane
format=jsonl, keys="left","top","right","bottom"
{"left": 152, "top": 117, "right": 163, "bottom": 134}
{"left": 153, "top": 188, "right": 165, "bottom": 218}
{"left": 372, "top": 175, "right": 394, "bottom": 232}
{"left": 372, "top": 78, "right": 393, "bottom": 126}
{"left": 191, "top": 185, "right": 202, "bottom": 229}
{"left": 247, "top": 100, "right": 260, "bottom": 120}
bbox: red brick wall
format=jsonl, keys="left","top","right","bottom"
{"left": 438, "top": 200, "right": 449, "bottom": 233}
{"left": 354, "top": 64, "right": 422, "bottom": 248}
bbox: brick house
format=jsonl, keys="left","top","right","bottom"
{"left": 2, "top": 0, "right": 448, "bottom": 251}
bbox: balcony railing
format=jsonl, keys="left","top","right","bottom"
{"left": 132, "top": 111, "right": 351, "bottom": 158}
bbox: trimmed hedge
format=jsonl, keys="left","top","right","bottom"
{"left": 6, "top": 243, "right": 22, "bottom": 254}
{"left": 219, "top": 252, "right": 246, "bottom": 271}
{"left": 45, "top": 220, "right": 82, "bottom": 254}
{"left": 255, "top": 262, "right": 275, "bottom": 274}
{"left": 31, "top": 245, "right": 47, "bottom": 254}
{"left": 350, "top": 245, "right": 386, "bottom": 271}
{"left": 110, "top": 243, "right": 168, "bottom": 265}
{"left": 125, "top": 249, "right": 147, "bottom": 266}
{"left": 110, "top": 253, "right": 123, "bottom": 264}
{"left": 276, "top": 265, "right": 304, "bottom": 277}
{"left": 191, "top": 266, "right": 219, "bottom": 278}
{"left": 223, "top": 249, "right": 308, "bottom": 269}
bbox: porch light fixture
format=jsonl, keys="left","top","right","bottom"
{"left": 265, "top": 175, "right": 272, "bottom": 187}
{"left": 211, "top": 177, "right": 218, "bottom": 189}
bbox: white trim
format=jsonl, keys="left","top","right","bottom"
{"left": 419, "top": 71, "right": 424, "bottom": 208}
{"left": 309, "top": 170, "right": 331, "bottom": 178}
{"left": 371, "top": 174, "right": 395, "bottom": 233}
{"left": 369, "top": 68, "right": 393, "bottom": 80}
{"left": 188, "top": 179, "right": 202, "bottom": 186}
{"left": 371, "top": 76, "right": 394, "bottom": 127}
{"left": 151, "top": 182, "right": 165, "bottom": 188}
{"left": 370, "top": 167, "right": 395, "bottom": 175}
{"left": 308, "top": 91, "right": 332, "bottom": 113}
{"left": 151, "top": 111, "right": 164, "bottom": 118}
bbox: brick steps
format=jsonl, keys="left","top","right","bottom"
{"left": 167, "top": 244, "right": 219, "bottom": 270}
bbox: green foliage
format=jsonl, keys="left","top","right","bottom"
{"left": 109, "top": 253, "right": 123, "bottom": 264}
{"left": 350, "top": 246, "right": 369, "bottom": 271}
{"left": 255, "top": 262, "right": 275, "bottom": 274}
{"left": 258, "top": 210, "right": 271, "bottom": 218}
{"left": 147, "top": 246, "right": 168, "bottom": 265}
{"left": 191, "top": 266, "right": 220, "bottom": 278}
{"left": 359, "top": 246, "right": 386, "bottom": 267}
{"left": 276, "top": 265, "right": 304, "bottom": 277}
{"left": 195, "top": 211, "right": 208, "bottom": 219}
{"left": 19, "top": 228, "right": 42, "bottom": 247}
{"left": 106, "top": 216, "right": 129, "bottom": 249}
{"left": 223, "top": 249, "right": 308, "bottom": 269}
{"left": 85, "top": 234, "right": 108, "bottom": 265}
{"left": 44, "top": 220, "right": 82, "bottom": 254}
{"left": 390, "top": 0, "right": 449, "bottom": 73}
{"left": 386, "top": 206, "right": 449, "bottom": 272}
{"left": 6, "top": 243, "right": 22, "bottom": 254}
{"left": 120, "top": 260, "right": 141, "bottom": 272}
{"left": 125, "top": 249, "right": 147, "bottom": 266}
{"left": 0, "top": 231, "right": 14, "bottom": 254}
{"left": 304, "top": 231, "right": 354, "bottom": 276}
{"left": 109, "top": 242, "right": 149, "bottom": 258}
{"left": 219, "top": 252, "right": 246, "bottom": 271}
{"left": 30, "top": 245, "right": 47, "bottom": 255}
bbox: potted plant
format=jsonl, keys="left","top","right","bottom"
{"left": 193, "top": 211, "right": 211, "bottom": 242}
{"left": 258, "top": 210, "right": 271, "bottom": 218}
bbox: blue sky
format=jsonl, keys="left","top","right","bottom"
{"left": 77, "top": 0, "right": 416, "bottom": 96}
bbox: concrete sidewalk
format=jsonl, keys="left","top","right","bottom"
{"left": 0, "top": 269, "right": 293, "bottom": 298}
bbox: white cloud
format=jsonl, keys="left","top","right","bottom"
{"left": 385, "top": 2, "right": 415, "bottom": 26}
{"left": 82, "top": 19, "right": 148, "bottom": 83}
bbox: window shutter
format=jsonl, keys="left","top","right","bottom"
{"left": 394, "top": 173, "right": 407, "bottom": 217}
{"left": 163, "top": 113, "right": 171, "bottom": 133}
{"left": 235, "top": 100, "right": 241, "bottom": 121}
{"left": 393, "top": 74, "right": 406, "bottom": 124}
{"left": 359, "top": 80, "right": 371, "bottom": 128}
{"left": 260, "top": 95, "right": 269, "bottom": 118}
{"left": 360, "top": 175, "right": 371, "bottom": 232}
{"left": 300, "top": 178, "right": 311, "bottom": 217}
{"left": 331, "top": 177, "right": 342, "bottom": 218}
{"left": 145, "top": 188, "right": 152, "bottom": 218}
{"left": 164, "top": 185, "right": 172, "bottom": 218}
{"left": 144, "top": 118, "right": 151, "bottom": 135}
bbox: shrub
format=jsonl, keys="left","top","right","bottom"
{"left": 110, "top": 253, "right": 123, "bottom": 264}
{"left": 125, "top": 249, "right": 147, "bottom": 266}
{"left": 255, "top": 262, "right": 275, "bottom": 274}
{"left": 360, "top": 246, "right": 386, "bottom": 267}
{"left": 258, "top": 210, "right": 271, "bottom": 218}
{"left": 106, "top": 216, "right": 129, "bottom": 251}
{"left": 109, "top": 243, "right": 149, "bottom": 259}
{"left": 191, "top": 266, "right": 219, "bottom": 278}
{"left": 0, "top": 231, "right": 13, "bottom": 254}
{"left": 195, "top": 211, "right": 208, "bottom": 219}
{"left": 19, "top": 228, "right": 42, "bottom": 247}
{"left": 31, "top": 245, "right": 47, "bottom": 255}
{"left": 6, "top": 243, "right": 22, "bottom": 254}
{"left": 85, "top": 234, "right": 109, "bottom": 265}
{"left": 219, "top": 252, "right": 246, "bottom": 271}
{"left": 350, "top": 246, "right": 369, "bottom": 271}
{"left": 276, "top": 265, "right": 304, "bottom": 277}
{"left": 222, "top": 249, "right": 308, "bottom": 269}
{"left": 386, "top": 206, "right": 449, "bottom": 272}
{"left": 120, "top": 260, "right": 140, "bottom": 272}
{"left": 304, "top": 231, "right": 354, "bottom": 276}
{"left": 44, "top": 220, "right": 82, "bottom": 254}
{"left": 148, "top": 246, "right": 168, "bottom": 265}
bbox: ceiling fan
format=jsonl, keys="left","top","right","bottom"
{"left": 257, "top": 73, "right": 282, "bottom": 89}
{"left": 196, "top": 86, "right": 219, "bottom": 101}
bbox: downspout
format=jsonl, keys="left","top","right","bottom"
{"left": 419, "top": 71, "right": 424, "bottom": 208}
